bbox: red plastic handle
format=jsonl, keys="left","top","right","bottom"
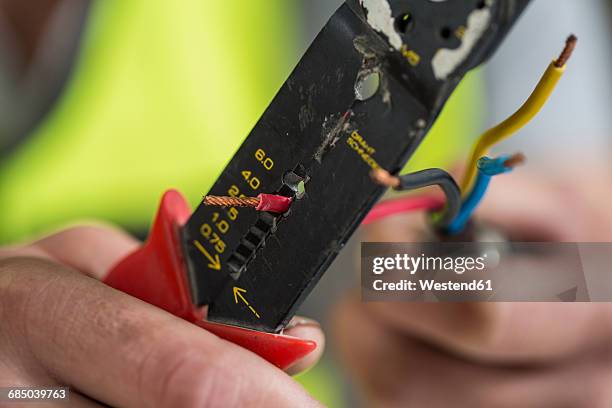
{"left": 104, "top": 190, "right": 315, "bottom": 370}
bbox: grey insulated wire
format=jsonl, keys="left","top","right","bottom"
{"left": 396, "top": 168, "right": 461, "bottom": 229}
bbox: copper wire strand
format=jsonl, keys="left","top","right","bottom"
{"left": 554, "top": 34, "right": 577, "bottom": 68}
{"left": 370, "top": 168, "right": 401, "bottom": 188}
{"left": 503, "top": 152, "right": 526, "bottom": 168}
{"left": 203, "top": 196, "right": 260, "bottom": 208}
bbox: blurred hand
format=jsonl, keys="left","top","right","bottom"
{"left": 334, "top": 167, "right": 612, "bottom": 407}
{"left": 0, "top": 225, "right": 324, "bottom": 407}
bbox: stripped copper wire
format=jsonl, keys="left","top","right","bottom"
{"left": 554, "top": 34, "right": 577, "bottom": 68}
{"left": 503, "top": 152, "right": 526, "bottom": 168}
{"left": 203, "top": 196, "right": 260, "bottom": 208}
{"left": 370, "top": 168, "right": 401, "bottom": 189}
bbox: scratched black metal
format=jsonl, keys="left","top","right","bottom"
{"left": 182, "top": 0, "right": 530, "bottom": 332}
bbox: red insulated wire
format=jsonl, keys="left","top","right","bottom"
{"left": 362, "top": 195, "right": 445, "bottom": 226}
{"left": 256, "top": 194, "right": 293, "bottom": 213}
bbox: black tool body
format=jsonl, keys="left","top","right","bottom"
{"left": 182, "top": 0, "right": 530, "bottom": 333}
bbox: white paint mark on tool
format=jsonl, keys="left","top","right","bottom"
{"left": 361, "top": 0, "right": 403, "bottom": 50}
{"left": 431, "top": 7, "right": 492, "bottom": 80}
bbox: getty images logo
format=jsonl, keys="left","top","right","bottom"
{"left": 372, "top": 253, "right": 489, "bottom": 276}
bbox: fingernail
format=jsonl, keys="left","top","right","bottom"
{"left": 285, "top": 317, "right": 321, "bottom": 330}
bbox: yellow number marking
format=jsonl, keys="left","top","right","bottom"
{"left": 255, "top": 148, "right": 274, "bottom": 170}
{"left": 241, "top": 170, "right": 261, "bottom": 191}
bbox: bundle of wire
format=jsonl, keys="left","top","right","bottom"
{"left": 363, "top": 35, "right": 576, "bottom": 233}
{"left": 363, "top": 154, "right": 523, "bottom": 230}
{"left": 365, "top": 167, "right": 461, "bottom": 228}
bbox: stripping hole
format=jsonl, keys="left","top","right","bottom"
{"left": 440, "top": 26, "right": 452, "bottom": 40}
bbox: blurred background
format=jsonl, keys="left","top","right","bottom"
{"left": 0, "top": 1, "right": 610, "bottom": 406}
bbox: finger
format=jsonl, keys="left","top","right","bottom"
{"left": 32, "top": 224, "right": 140, "bottom": 279}
{"left": 0, "top": 245, "right": 55, "bottom": 262}
{"left": 0, "top": 257, "right": 320, "bottom": 408}
{"left": 362, "top": 300, "right": 612, "bottom": 363}
{"left": 284, "top": 317, "right": 325, "bottom": 376}
{"left": 332, "top": 295, "right": 612, "bottom": 407}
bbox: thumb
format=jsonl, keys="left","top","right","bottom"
{"left": 24, "top": 225, "right": 139, "bottom": 279}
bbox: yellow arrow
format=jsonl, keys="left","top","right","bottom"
{"left": 233, "top": 286, "right": 247, "bottom": 304}
{"left": 193, "top": 240, "right": 221, "bottom": 271}
{"left": 232, "top": 287, "right": 260, "bottom": 319}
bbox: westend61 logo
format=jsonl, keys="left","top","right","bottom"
{"left": 372, "top": 253, "right": 487, "bottom": 275}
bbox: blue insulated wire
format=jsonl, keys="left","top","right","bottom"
{"left": 446, "top": 156, "right": 514, "bottom": 235}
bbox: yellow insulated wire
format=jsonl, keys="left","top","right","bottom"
{"left": 460, "top": 35, "right": 577, "bottom": 195}
{"left": 460, "top": 64, "right": 564, "bottom": 193}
